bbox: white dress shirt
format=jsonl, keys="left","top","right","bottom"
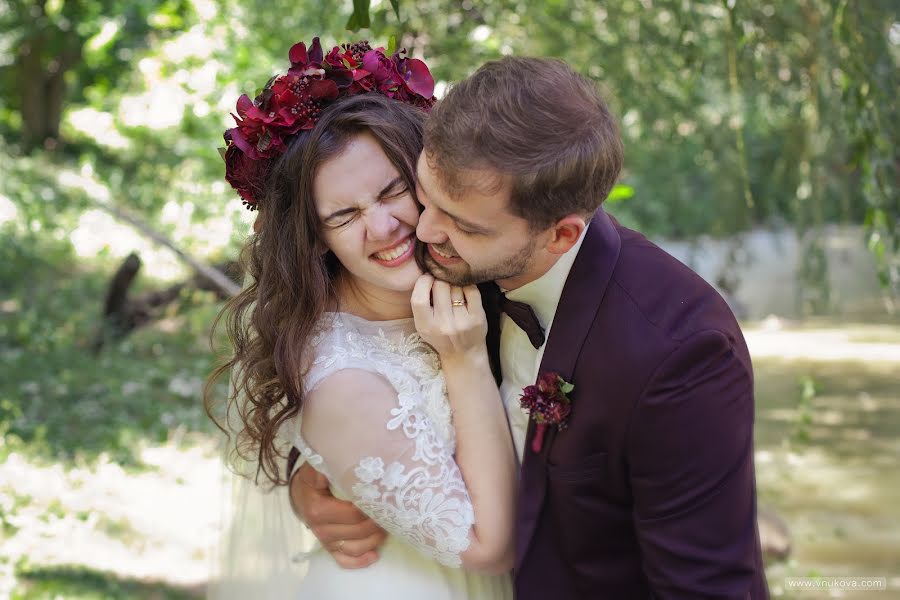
{"left": 499, "top": 230, "right": 588, "bottom": 463}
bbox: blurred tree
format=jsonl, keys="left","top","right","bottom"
{"left": 0, "top": 0, "right": 896, "bottom": 311}
{"left": 1, "top": 0, "right": 191, "bottom": 152}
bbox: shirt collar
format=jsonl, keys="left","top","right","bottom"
{"left": 504, "top": 227, "right": 588, "bottom": 331}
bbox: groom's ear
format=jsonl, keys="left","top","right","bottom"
{"left": 545, "top": 215, "right": 586, "bottom": 255}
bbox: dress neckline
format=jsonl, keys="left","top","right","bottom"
{"left": 327, "top": 311, "right": 414, "bottom": 326}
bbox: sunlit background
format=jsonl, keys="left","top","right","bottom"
{"left": 0, "top": 0, "right": 897, "bottom": 598}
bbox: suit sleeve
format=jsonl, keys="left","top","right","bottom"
{"left": 627, "top": 329, "right": 759, "bottom": 599}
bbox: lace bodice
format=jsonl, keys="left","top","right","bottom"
{"left": 291, "top": 312, "right": 474, "bottom": 568}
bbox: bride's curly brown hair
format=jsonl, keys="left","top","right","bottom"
{"left": 204, "top": 94, "right": 427, "bottom": 485}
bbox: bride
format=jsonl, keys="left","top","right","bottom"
{"left": 205, "top": 38, "right": 515, "bottom": 599}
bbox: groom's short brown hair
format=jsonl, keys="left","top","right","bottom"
{"left": 424, "top": 57, "right": 623, "bottom": 230}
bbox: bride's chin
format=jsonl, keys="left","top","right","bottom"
{"left": 397, "top": 272, "right": 424, "bottom": 293}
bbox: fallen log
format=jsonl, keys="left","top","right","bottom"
{"left": 92, "top": 253, "right": 241, "bottom": 353}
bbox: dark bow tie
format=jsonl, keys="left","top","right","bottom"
{"left": 482, "top": 282, "right": 545, "bottom": 349}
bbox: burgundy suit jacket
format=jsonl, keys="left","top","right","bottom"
{"left": 506, "top": 210, "right": 769, "bottom": 599}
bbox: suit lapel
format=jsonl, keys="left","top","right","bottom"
{"left": 514, "top": 209, "right": 622, "bottom": 573}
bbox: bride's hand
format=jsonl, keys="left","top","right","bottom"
{"left": 411, "top": 274, "right": 487, "bottom": 361}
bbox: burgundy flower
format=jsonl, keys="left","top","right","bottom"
{"left": 227, "top": 95, "right": 268, "bottom": 159}
{"left": 223, "top": 138, "right": 268, "bottom": 209}
{"left": 325, "top": 46, "right": 361, "bottom": 70}
{"left": 362, "top": 49, "right": 404, "bottom": 96}
{"left": 519, "top": 372, "right": 575, "bottom": 453}
{"left": 222, "top": 38, "right": 437, "bottom": 210}
{"left": 393, "top": 51, "right": 435, "bottom": 98}
{"left": 288, "top": 37, "right": 324, "bottom": 74}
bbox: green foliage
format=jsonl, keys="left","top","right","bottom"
{"left": 347, "top": 0, "right": 372, "bottom": 31}
{"left": 792, "top": 375, "right": 817, "bottom": 444}
{"left": 0, "top": 0, "right": 895, "bottom": 474}
{"left": 3, "top": 0, "right": 895, "bottom": 244}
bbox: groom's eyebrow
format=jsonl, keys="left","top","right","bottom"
{"left": 417, "top": 179, "right": 491, "bottom": 233}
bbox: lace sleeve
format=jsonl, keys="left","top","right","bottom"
{"left": 299, "top": 368, "right": 474, "bottom": 568}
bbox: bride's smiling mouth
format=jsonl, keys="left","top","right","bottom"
{"left": 371, "top": 234, "right": 416, "bottom": 267}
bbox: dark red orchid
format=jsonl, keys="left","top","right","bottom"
{"left": 394, "top": 51, "right": 435, "bottom": 98}
{"left": 519, "top": 372, "right": 575, "bottom": 453}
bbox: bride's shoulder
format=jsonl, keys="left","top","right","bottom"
{"left": 305, "top": 368, "right": 395, "bottom": 411}
{"left": 307, "top": 312, "right": 372, "bottom": 356}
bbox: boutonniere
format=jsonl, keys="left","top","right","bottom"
{"left": 519, "top": 372, "right": 574, "bottom": 453}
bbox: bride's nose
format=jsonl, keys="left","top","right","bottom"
{"left": 365, "top": 204, "right": 400, "bottom": 241}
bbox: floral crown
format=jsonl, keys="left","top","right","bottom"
{"left": 222, "top": 38, "right": 436, "bottom": 210}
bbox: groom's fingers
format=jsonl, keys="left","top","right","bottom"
{"left": 306, "top": 495, "right": 371, "bottom": 528}
{"left": 330, "top": 529, "right": 388, "bottom": 558}
{"left": 313, "top": 518, "right": 386, "bottom": 546}
{"left": 331, "top": 549, "right": 380, "bottom": 570}
{"left": 297, "top": 462, "right": 329, "bottom": 490}
{"left": 290, "top": 463, "right": 333, "bottom": 523}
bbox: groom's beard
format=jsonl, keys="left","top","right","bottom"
{"left": 415, "top": 238, "right": 537, "bottom": 286}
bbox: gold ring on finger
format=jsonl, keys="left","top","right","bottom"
{"left": 451, "top": 299, "right": 466, "bottom": 306}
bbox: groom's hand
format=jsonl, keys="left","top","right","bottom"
{"left": 289, "top": 462, "right": 387, "bottom": 569}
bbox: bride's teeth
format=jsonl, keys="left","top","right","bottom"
{"left": 374, "top": 238, "right": 411, "bottom": 261}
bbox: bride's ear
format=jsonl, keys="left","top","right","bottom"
{"left": 545, "top": 215, "right": 586, "bottom": 255}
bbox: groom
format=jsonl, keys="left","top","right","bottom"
{"left": 290, "top": 57, "right": 769, "bottom": 598}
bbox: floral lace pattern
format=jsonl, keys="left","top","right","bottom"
{"left": 292, "top": 313, "right": 473, "bottom": 568}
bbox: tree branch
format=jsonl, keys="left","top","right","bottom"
{"left": 92, "top": 201, "right": 242, "bottom": 298}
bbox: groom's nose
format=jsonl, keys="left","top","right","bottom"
{"left": 416, "top": 206, "right": 448, "bottom": 244}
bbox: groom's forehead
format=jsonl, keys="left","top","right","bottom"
{"left": 418, "top": 153, "right": 510, "bottom": 207}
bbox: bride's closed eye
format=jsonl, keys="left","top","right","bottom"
{"left": 323, "top": 208, "right": 360, "bottom": 229}
{"left": 334, "top": 213, "right": 359, "bottom": 228}
{"left": 379, "top": 179, "right": 410, "bottom": 201}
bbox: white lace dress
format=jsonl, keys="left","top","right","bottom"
{"left": 290, "top": 312, "right": 513, "bottom": 599}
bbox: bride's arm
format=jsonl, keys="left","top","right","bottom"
{"left": 410, "top": 275, "right": 517, "bottom": 573}
{"left": 300, "top": 364, "right": 513, "bottom": 574}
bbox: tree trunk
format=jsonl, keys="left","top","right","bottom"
{"left": 92, "top": 253, "right": 241, "bottom": 353}
{"left": 16, "top": 2, "right": 81, "bottom": 152}
{"left": 19, "top": 30, "right": 48, "bottom": 151}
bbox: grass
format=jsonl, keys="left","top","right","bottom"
{"left": 754, "top": 358, "right": 900, "bottom": 457}
{"left": 0, "top": 224, "right": 227, "bottom": 469}
{"left": 751, "top": 348, "right": 900, "bottom": 598}
{"left": 12, "top": 563, "right": 201, "bottom": 600}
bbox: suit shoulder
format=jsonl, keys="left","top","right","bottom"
{"left": 606, "top": 226, "right": 743, "bottom": 346}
